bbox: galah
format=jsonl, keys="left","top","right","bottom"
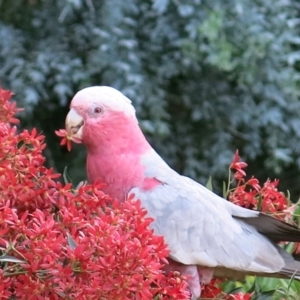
{"left": 65, "top": 86, "right": 300, "bottom": 299}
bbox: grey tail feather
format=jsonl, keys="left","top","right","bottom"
{"left": 214, "top": 246, "right": 300, "bottom": 281}
{"left": 276, "top": 245, "right": 300, "bottom": 280}
{"left": 219, "top": 213, "right": 300, "bottom": 281}
{"left": 237, "top": 213, "right": 300, "bottom": 243}
{"left": 292, "top": 253, "right": 300, "bottom": 262}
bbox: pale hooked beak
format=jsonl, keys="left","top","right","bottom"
{"left": 65, "top": 108, "right": 84, "bottom": 143}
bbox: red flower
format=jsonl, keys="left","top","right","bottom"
{"left": 201, "top": 278, "right": 224, "bottom": 298}
{"left": 228, "top": 292, "right": 253, "bottom": 300}
{"left": 259, "top": 179, "right": 287, "bottom": 213}
{"left": 228, "top": 150, "right": 289, "bottom": 218}
{"left": 246, "top": 177, "right": 261, "bottom": 191}
{"left": 230, "top": 150, "right": 248, "bottom": 181}
{"left": 0, "top": 85, "right": 189, "bottom": 299}
{"left": 55, "top": 129, "right": 73, "bottom": 151}
{"left": 0, "top": 88, "right": 23, "bottom": 124}
{"left": 55, "top": 128, "right": 82, "bottom": 151}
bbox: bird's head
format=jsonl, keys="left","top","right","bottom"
{"left": 65, "top": 86, "right": 137, "bottom": 148}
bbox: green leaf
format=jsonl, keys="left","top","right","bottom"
{"left": 247, "top": 279, "right": 277, "bottom": 300}
{"left": 248, "top": 278, "right": 258, "bottom": 293}
{"left": 63, "top": 166, "right": 73, "bottom": 185}
{"left": 67, "top": 233, "right": 77, "bottom": 250}
{"left": 206, "top": 176, "right": 213, "bottom": 191}
{"left": 0, "top": 255, "right": 24, "bottom": 263}
{"left": 223, "top": 181, "right": 227, "bottom": 199}
{"left": 252, "top": 290, "right": 276, "bottom": 300}
{"left": 284, "top": 242, "right": 295, "bottom": 253}
{"left": 227, "top": 286, "right": 242, "bottom": 294}
{"left": 75, "top": 180, "right": 87, "bottom": 190}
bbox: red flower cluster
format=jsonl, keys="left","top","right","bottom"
{"left": 0, "top": 87, "right": 190, "bottom": 299}
{"left": 0, "top": 88, "right": 22, "bottom": 124}
{"left": 228, "top": 150, "right": 300, "bottom": 256}
{"left": 228, "top": 151, "right": 289, "bottom": 215}
{"left": 199, "top": 151, "right": 300, "bottom": 298}
{"left": 201, "top": 279, "right": 253, "bottom": 299}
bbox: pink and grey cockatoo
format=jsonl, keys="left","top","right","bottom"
{"left": 65, "top": 86, "right": 300, "bottom": 299}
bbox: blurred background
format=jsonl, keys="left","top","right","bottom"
{"left": 1, "top": 0, "right": 300, "bottom": 199}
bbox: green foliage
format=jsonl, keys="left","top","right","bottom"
{"left": 223, "top": 276, "right": 300, "bottom": 300}
{"left": 1, "top": 0, "right": 300, "bottom": 197}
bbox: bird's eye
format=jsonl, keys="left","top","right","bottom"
{"left": 94, "top": 107, "right": 102, "bottom": 114}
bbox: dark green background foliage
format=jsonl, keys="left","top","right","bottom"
{"left": 1, "top": 0, "right": 300, "bottom": 198}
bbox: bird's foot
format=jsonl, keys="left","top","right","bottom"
{"left": 163, "top": 259, "right": 201, "bottom": 299}
{"left": 198, "top": 266, "right": 214, "bottom": 285}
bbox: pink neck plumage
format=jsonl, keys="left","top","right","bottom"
{"left": 84, "top": 111, "right": 151, "bottom": 201}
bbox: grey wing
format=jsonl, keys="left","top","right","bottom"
{"left": 130, "top": 154, "right": 285, "bottom": 273}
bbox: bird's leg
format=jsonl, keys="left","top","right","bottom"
{"left": 197, "top": 266, "right": 214, "bottom": 284}
{"left": 163, "top": 258, "right": 201, "bottom": 299}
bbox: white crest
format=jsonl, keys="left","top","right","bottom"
{"left": 72, "top": 86, "right": 137, "bottom": 119}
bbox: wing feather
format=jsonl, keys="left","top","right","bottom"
{"left": 130, "top": 149, "right": 286, "bottom": 273}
